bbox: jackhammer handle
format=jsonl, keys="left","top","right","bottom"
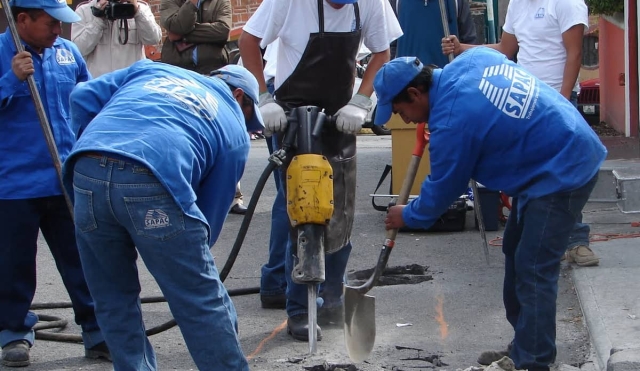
{"left": 311, "top": 114, "right": 336, "bottom": 138}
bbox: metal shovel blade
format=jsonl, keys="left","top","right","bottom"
{"left": 344, "top": 288, "right": 376, "bottom": 363}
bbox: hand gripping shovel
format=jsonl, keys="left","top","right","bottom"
{"left": 344, "top": 122, "right": 429, "bottom": 362}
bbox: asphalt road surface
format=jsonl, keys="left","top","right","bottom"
{"left": 14, "top": 134, "right": 591, "bottom": 371}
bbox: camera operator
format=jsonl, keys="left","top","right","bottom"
{"left": 71, "top": 0, "right": 161, "bottom": 77}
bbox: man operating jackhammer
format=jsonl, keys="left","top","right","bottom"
{"left": 377, "top": 49, "right": 606, "bottom": 371}
{"left": 238, "top": 0, "right": 402, "bottom": 341}
{"left": 62, "top": 62, "right": 263, "bottom": 371}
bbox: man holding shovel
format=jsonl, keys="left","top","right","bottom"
{"left": 376, "top": 49, "right": 606, "bottom": 371}
{"left": 0, "top": 0, "right": 110, "bottom": 367}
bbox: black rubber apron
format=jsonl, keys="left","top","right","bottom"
{"left": 275, "top": 0, "right": 361, "bottom": 253}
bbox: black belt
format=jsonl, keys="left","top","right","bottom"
{"left": 81, "top": 152, "right": 133, "bottom": 164}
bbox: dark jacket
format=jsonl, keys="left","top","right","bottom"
{"left": 160, "top": 0, "right": 231, "bottom": 74}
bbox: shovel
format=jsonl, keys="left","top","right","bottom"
{"left": 344, "top": 122, "right": 429, "bottom": 362}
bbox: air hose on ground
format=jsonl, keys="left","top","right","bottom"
{"left": 32, "top": 148, "right": 286, "bottom": 343}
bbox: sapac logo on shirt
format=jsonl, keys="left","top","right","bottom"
{"left": 478, "top": 64, "right": 539, "bottom": 119}
{"left": 56, "top": 49, "right": 76, "bottom": 65}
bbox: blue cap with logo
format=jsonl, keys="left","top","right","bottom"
{"left": 10, "top": 0, "right": 81, "bottom": 23}
{"left": 373, "top": 56, "right": 424, "bottom": 126}
{"left": 211, "top": 64, "right": 265, "bottom": 133}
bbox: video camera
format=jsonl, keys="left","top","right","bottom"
{"left": 92, "top": 0, "right": 136, "bottom": 20}
{"left": 104, "top": 0, "right": 136, "bottom": 20}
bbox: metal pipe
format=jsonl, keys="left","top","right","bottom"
{"left": 485, "top": 0, "right": 497, "bottom": 43}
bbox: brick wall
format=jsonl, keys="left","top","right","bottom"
{"left": 231, "top": 0, "right": 261, "bottom": 29}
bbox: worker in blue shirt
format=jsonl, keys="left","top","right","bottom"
{"left": 374, "top": 49, "right": 606, "bottom": 371}
{"left": 0, "top": 0, "right": 110, "bottom": 367}
{"left": 62, "top": 61, "right": 263, "bottom": 371}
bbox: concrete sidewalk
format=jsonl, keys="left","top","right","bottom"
{"left": 572, "top": 134, "right": 640, "bottom": 371}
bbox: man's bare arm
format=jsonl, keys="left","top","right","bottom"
{"left": 559, "top": 24, "right": 584, "bottom": 100}
{"left": 442, "top": 31, "right": 519, "bottom": 60}
{"left": 238, "top": 31, "right": 268, "bottom": 94}
{"left": 356, "top": 49, "right": 390, "bottom": 97}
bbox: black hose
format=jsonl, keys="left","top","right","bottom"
{"left": 219, "top": 160, "right": 279, "bottom": 280}
{"left": 32, "top": 157, "right": 280, "bottom": 343}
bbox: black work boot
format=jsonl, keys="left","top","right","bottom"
{"left": 287, "top": 314, "right": 322, "bottom": 341}
{"left": 260, "top": 293, "right": 286, "bottom": 309}
{"left": 85, "top": 341, "right": 112, "bottom": 362}
{"left": 477, "top": 340, "right": 513, "bottom": 365}
{"left": 318, "top": 305, "right": 344, "bottom": 327}
{"left": 1, "top": 340, "right": 30, "bottom": 367}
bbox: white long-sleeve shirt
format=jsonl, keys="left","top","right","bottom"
{"left": 71, "top": 0, "right": 162, "bottom": 77}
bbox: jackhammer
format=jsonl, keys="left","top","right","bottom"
{"left": 278, "top": 106, "right": 336, "bottom": 354}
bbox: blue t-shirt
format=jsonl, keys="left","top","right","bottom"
{"left": 403, "top": 47, "right": 607, "bottom": 230}
{"left": 0, "top": 30, "right": 90, "bottom": 199}
{"left": 63, "top": 60, "right": 250, "bottom": 245}
{"left": 396, "top": 0, "right": 460, "bottom": 67}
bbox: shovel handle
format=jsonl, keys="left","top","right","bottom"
{"left": 386, "top": 122, "right": 428, "bottom": 240}
{"left": 352, "top": 123, "right": 428, "bottom": 294}
{"left": 438, "top": 0, "right": 455, "bottom": 64}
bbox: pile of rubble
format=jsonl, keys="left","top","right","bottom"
{"left": 456, "top": 357, "right": 523, "bottom": 371}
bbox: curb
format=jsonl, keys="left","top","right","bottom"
{"left": 607, "top": 346, "right": 640, "bottom": 371}
{"left": 572, "top": 268, "right": 612, "bottom": 371}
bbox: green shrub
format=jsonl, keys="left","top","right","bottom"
{"left": 586, "top": 0, "right": 625, "bottom": 15}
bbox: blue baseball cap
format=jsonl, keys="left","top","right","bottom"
{"left": 373, "top": 57, "right": 424, "bottom": 125}
{"left": 10, "top": 0, "right": 81, "bottom": 23}
{"left": 211, "top": 65, "right": 265, "bottom": 133}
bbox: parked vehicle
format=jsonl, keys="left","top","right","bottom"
{"left": 577, "top": 78, "right": 600, "bottom": 126}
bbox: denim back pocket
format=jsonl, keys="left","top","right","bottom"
{"left": 73, "top": 186, "right": 98, "bottom": 233}
{"left": 124, "top": 193, "right": 185, "bottom": 241}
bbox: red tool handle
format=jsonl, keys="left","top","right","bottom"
{"left": 412, "top": 122, "right": 429, "bottom": 157}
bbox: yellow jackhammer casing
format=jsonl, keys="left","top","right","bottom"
{"left": 286, "top": 154, "right": 334, "bottom": 226}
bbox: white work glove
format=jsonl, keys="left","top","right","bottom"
{"left": 335, "top": 94, "right": 373, "bottom": 134}
{"left": 258, "top": 92, "right": 287, "bottom": 136}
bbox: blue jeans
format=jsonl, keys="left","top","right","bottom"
{"left": 261, "top": 135, "right": 352, "bottom": 316}
{"left": 72, "top": 155, "right": 248, "bottom": 371}
{"left": 259, "top": 80, "right": 287, "bottom": 298}
{"left": 566, "top": 91, "right": 591, "bottom": 250}
{"left": 0, "top": 196, "right": 103, "bottom": 349}
{"left": 502, "top": 175, "right": 597, "bottom": 371}
{"left": 260, "top": 164, "right": 288, "bottom": 297}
